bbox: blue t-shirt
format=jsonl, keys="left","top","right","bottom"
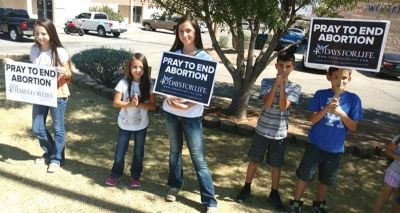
{"left": 308, "top": 89, "right": 363, "bottom": 153}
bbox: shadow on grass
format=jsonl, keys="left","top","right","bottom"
{"left": 1, "top": 70, "right": 395, "bottom": 211}
{"left": 0, "top": 168, "right": 147, "bottom": 213}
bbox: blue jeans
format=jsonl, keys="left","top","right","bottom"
{"left": 111, "top": 127, "right": 147, "bottom": 179}
{"left": 32, "top": 98, "right": 67, "bottom": 164}
{"left": 164, "top": 111, "right": 217, "bottom": 207}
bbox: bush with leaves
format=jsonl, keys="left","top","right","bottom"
{"left": 71, "top": 47, "right": 132, "bottom": 87}
{"left": 89, "top": 5, "right": 123, "bottom": 21}
{"left": 219, "top": 35, "right": 229, "bottom": 48}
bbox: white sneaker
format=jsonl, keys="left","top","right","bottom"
{"left": 165, "top": 188, "right": 180, "bottom": 202}
{"left": 35, "top": 157, "right": 45, "bottom": 165}
{"left": 47, "top": 162, "right": 60, "bottom": 173}
{"left": 206, "top": 206, "right": 217, "bottom": 213}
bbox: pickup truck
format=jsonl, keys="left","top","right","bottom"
{"left": 0, "top": 8, "right": 36, "bottom": 41}
{"left": 71, "top": 12, "right": 127, "bottom": 37}
{"left": 142, "top": 16, "right": 179, "bottom": 32}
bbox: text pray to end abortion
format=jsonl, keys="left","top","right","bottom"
{"left": 313, "top": 24, "right": 385, "bottom": 45}
{"left": 162, "top": 56, "right": 215, "bottom": 82}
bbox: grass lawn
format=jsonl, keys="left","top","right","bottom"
{"left": 0, "top": 65, "right": 392, "bottom": 212}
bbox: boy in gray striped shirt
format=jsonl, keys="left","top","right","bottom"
{"left": 236, "top": 51, "right": 301, "bottom": 211}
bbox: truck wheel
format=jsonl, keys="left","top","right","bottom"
{"left": 97, "top": 27, "right": 106, "bottom": 37}
{"left": 78, "top": 29, "right": 84, "bottom": 36}
{"left": 144, "top": 23, "right": 151, "bottom": 31}
{"left": 112, "top": 32, "right": 120, "bottom": 38}
{"left": 9, "top": 27, "right": 21, "bottom": 41}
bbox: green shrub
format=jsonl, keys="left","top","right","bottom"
{"left": 219, "top": 35, "right": 229, "bottom": 48}
{"left": 71, "top": 47, "right": 132, "bottom": 87}
{"left": 89, "top": 5, "right": 124, "bottom": 21}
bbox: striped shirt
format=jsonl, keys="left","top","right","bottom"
{"left": 255, "top": 78, "right": 301, "bottom": 140}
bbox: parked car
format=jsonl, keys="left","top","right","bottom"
{"left": 0, "top": 7, "right": 36, "bottom": 41}
{"left": 255, "top": 34, "right": 268, "bottom": 50}
{"left": 276, "top": 29, "right": 305, "bottom": 51}
{"left": 198, "top": 21, "right": 208, "bottom": 33}
{"left": 288, "top": 28, "right": 305, "bottom": 36}
{"left": 71, "top": 12, "right": 127, "bottom": 37}
{"left": 379, "top": 52, "right": 400, "bottom": 77}
{"left": 142, "top": 16, "right": 179, "bottom": 32}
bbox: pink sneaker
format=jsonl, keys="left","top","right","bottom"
{"left": 130, "top": 179, "right": 141, "bottom": 188}
{"left": 105, "top": 176, "right": 120, "bottom": 186}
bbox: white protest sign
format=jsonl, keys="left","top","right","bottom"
{"left": 4, "top": 60, "right": 58, "bottom": 107}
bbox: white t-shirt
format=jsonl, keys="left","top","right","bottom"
{"left": 115, "top": 78, "right": 153, "bottom": 131}
{"left": 30, "top": 45, "right": 69, "bottom": 66}
{"left": 162, "top": 49, "right": 212, "bottom": 118}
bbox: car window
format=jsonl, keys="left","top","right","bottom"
{"left": 77, "top": 13, "right": 90, "bottom": 19}
{"left": 94, "top": 13, "right": 107, "bottom": 19}
{"left": 14, "top": 10, "right": 29, "bottom": 18}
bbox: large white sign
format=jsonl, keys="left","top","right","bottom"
{"left": 4, "top": 60, "right": 58, "bottom": 107}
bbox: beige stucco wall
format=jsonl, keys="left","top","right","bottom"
{"left": 0, "top": 0, "right": 27, "bottom": 9}
{"left": 91, "top": 0, "right": 130, "bottom": 6}
{"left": 340, "top": 2, "right": 400, "bottom": 52}
{"left": 118, "top": 5, "right": 130, "bottom": 23}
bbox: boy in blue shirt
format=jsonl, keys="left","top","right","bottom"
{"left": 236, "top": 50, "right": 301, "bottom": 212}
{"left": 289, "top": 67, "right": 363, "bottom": 213}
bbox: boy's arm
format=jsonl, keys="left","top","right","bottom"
{"left": 333, "top": 107, "right": 359, "bottom": 131}
{"left": 309, "top": 105, "right": 330, "bottom": 124}
{"left": 263, "top": 79, "right": 278, "bottom": 108}
{"left": 278, "top": 81, "right": 291, "bottom": 111}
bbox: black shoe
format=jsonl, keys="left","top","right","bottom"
{"left": 268, "top": 190, "right": 286, "bottom": 212}
{"left": 236, "top": 187, "right": 251, "bottom": 203}
{"left": 312, "top": 200, "right": 327, "bottom": 213}
{"left": 289, "top": 199, "right": 303, "bottom": 213}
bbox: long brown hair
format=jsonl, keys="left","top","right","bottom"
{"left": 170, "top": 14, "right": 204, "bottom": 52}
{"left": 34, "top": 19, "right": 65, "bottom": 67}
{"left": 125, "top": 53, "right": 151, "bottom": 102}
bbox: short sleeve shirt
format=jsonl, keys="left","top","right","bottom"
{"left": 388, "top": 134, "right": 400, "bottom": 173}
{"left": 308, "top": 89, "right": 363, "bottom": 153}
{"left": 30, "top": 45, "right": 69, "bottom": 66}
{"left": 115, "top": 78, "right": 153, "bottom": 131}
{"left": 255, "top": 78, "right": 301, "bottom": 140}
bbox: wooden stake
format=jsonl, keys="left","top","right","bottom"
{"left": 335, "top": 69, "right": 343, "bottom": 99}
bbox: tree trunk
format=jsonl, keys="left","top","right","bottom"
{"left": 226, "top": 80, "right": 253, "bottom": 121}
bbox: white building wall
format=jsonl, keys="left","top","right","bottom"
{"left": 53, "top": 0, "right": 90, "bottom": 26}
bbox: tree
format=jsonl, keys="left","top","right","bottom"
{"left": 151, "top": 0, "right": 360, "bottom": 120}
{"left": 89, "top": 5, "right": 124, "bottom": 21}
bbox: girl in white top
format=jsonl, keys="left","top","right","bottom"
{"left": 30, "top": 19, "right": 72, "bottom": 173}
{"left": 105, "top": 53, "right": 156, "bottom": 188}
{"left": 163, "top": 15, "right": 217, "bottom": 212}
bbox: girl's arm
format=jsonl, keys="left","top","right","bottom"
{"left": 57, "top": 61, "right": 72, "bottom": 81}
{"left": 385, "top": 144, "right": 400, "bottom": 161}
{"left": 113, "top": 92, "right": 134, "bottom": 109}
{"left": 166, "top": 96, "right": 195, "bottom": 110}
{"left": 138, "top": 93, "right": 157, "bottom": 110}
